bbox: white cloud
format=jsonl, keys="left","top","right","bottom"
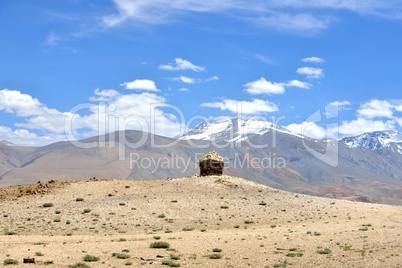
{"left": 46, "top": 32, "right": 61, "bottom": 46}
{"left": 0, "top": 88, "right": 185, "bottom": 145}
{"left": 172, "top": 76, "right": 198, "bottom": 84}
{"left": 301, "top": 56, "right": 325, "bottom": 63}
{"left": 357, "top": 99, "right": 394, "bottom": 119}
{"left": 328, "top": 100, "right": 352, "bottom": 111}
{"left": 90, "top": 88, "right": 120, "bottom": 101}
{"left": 158, "top": 58, "right": 205, "bottom": 72}
{"left": 337, "top": 118, "right": 396, "bottom": 136}
{"left": 296, "top": 67, "right": 324, "bottom": 79}
{"left": 178, "top": 88, "right": 189, "bottom": 92}
{"left": 255, "top": 13, "right": 330, "bottom": 34}
{"left": 244, "top": 78, "right": 285, "bottom": 95}
{"left": 286, "top": 80, "right": 312, "bottom": 89}
{"left": 201, "top": 99, "right": 278, "bottom": 115}
{"left": 172, "top": 75, "right": 219, "bottom": 84}
{"left": 287, "top": 122, "right": 327, "bottom": 139}
{"left": 0, "top": 89, "right": 57, "bottom": 117}
{"left": 104, "top": 0, "right": 402, "bottom": 34}
{"left": 205, "top": 76, "right": 219, "bottom": 82}
{"left": 120, "top": 79, "right": 159, "bottom": 91}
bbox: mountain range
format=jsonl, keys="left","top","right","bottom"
{"left": 1, "top": 117, "right": 402, "bottom": 205}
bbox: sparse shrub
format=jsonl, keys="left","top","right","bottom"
{"left": 153, "top": 236, "right": 161, "bottom": 240}
{"left": 35, "top": 251, "right": 44, "bottom": 256}
{"left": 313, "top": 232, "right": 321, "bottom": 236}
{"left": 212, "top": 248, "right": 222, "bottom": 252}
{"left": 55, "top": 210, "right": 61, "bottom": 214}
{"left": 66, "top": 220, "right": 71, "bottom": 224}
{"left": 286, "top": 252, "right": 303, "bottom": 257}
{"left": 162, "top": 260, "right": 180, "bottom": 267}
{"left": 317, "top": 248, "right": 332, "bottom": 254}
{"left": 208, "top": 254, "right": 222, "bottom": 259}
{"left": 54, "top": 218, "right": 61, "bottom": 222}
{"left": 83, "top": 209, "right": 91, "bottom": 214}
{"left": 83, "top": 254, "right": 99, "bottom": 262}
{"left": 234, "top": 225, "right": 240, "bottom": 228}
{"left": 3, "top": 258, "right": 19, "bottom": 265}
{"left": 112, "top": 253, "right": 131, "bottom": 259}
{"left": 118, "top": 238, "right": 127, "bottom": 242}
{"left": 150, "top": 241, "right": 170, "bottom": 248}
{"left": 182, "top": 227, "right": 194, "bottom": 231}
{"left": 170, "top": 254, "right": 180, "bottom": 260}
{"left": 158, "top": 214, "right": 166, "bottom": 218}
{"left": 42, "top": 203, "right": 54, "bottom": 208}
{"left": 220, "top": 205, "right": 229, "bottom": 209}
{"left": 119, "top": 203, "right": 126, "bottom": 206}
{"left": 244, "top": 220, "right": 254, "bottom": 224}
{"left": 165, "top": 229, "right": 173, "bottom": 233}
{"left": 125, "top": 261, "right": 133, "bottom": 265}
{"left": 68, "top": 263, "right": 90, "bottom": 268}
{"left": 75, "top": 198, "right": 84, "bottom": 202}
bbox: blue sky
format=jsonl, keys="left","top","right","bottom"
{"left": 1, "top": 0, "right": 402, "bottom": 145}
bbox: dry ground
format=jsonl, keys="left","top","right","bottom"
{"left": 0, "top": 175, "right": 401, "bottom": 267}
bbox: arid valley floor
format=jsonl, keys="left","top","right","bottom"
{"left": 0, "top": 176, "right": 401, "bottom": 267}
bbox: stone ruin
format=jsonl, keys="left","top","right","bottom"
{"left": 199, "top": 151, "right": 224, "bottom": 176}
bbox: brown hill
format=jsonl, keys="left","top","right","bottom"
{"left": 0, "top": 176, "right": 401, "bottom": 267}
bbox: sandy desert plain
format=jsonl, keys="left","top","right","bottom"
{"left": 0, "top": 175, "right": 401, "bottom": 267}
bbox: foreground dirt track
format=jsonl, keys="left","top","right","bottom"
{"left": 0, "top": 176, "right": 401, "bottom": 267}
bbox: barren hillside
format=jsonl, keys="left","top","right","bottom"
{"left": 0, "top": 176, "right": 401, "bottom": 267}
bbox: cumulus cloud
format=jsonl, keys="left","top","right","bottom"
{"left": 244, "top": 78, "right": 312, "bottom": 95}
{"left": 287, "top": 122, "right": 328, "bottom": 139}
{"left": 171, "top": 75, "right": 219, "bottom": 84}
{"left": 244, "top": 78, "right": 285, "bottom": 95}
{"left": 201, "top": 99, "right": 278, "bottom": 115}
{"left": 120, "top": 79, "right": 159, "bottom": 91}
{"left": 90, "top": 88, "right": 120, "bottom": 102}
{"left": 0, "top": 88, "right": 185, "bottom": 145}
{"left": 337, "top": 118, "right": 396, "bottom": 136}
{"left": 172, "top": 76, "right": 198, "bottom": 84}
{"left": 296, "top": 67, "right": 324, "bottom": 79}
{"left": 286, "top": 80, "right": 312, "bottom": 89}
{"left": 328, "top": 100, "right": 352, "bottom": 111}
{"left": 301, "top": 56, "right": 325, "bottom": 63}
{"left": 357, "top": 99, "right": 394, "bottom": 119}
{"left": 158, "top": 58, "right": 205, "bottom": 72}
{"left": 205, "top": 76, "right": 219, "bottom": 82}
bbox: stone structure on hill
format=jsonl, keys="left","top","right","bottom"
{"left": 199, "top": 151, "right": 224, "bottom": 176}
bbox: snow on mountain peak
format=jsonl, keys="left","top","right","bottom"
{"left": 177, "top": 117, "right": 298, "bottom": 142}
{"left": 342, "top": 130, "right": 402, "bottom": 151}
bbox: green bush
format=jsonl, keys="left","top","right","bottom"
{"left": 212, "top": 248, "right": 222, "bottom": 253}
{"left": 208, "top": 254, "right": 222, "bottom": 259}
{"left": 42, "top": 203, "right": 54, "bottom": 208}
{"left": 112, "top": 253, "right": 131, "bottom": 259}
{"left": 317, "top": 248, "right": 332, "bottom": 254}
{"left": 162, "top": 260, "right": 180, "bottom": 267}
{"left": 150, "top": 241, "right": 170, "bottom": 248}
{"left": 68, "top": 263, "right": 90, "bottom": 268}
{"left": 83, "top": 254, "right": 100, "bottom": 262}
{"left": 3, "top": 259, "right": 19, "bottom": 265}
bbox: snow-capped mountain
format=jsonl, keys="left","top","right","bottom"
{"left": 177, "top": 117, "right": 301, "bottom": 143}
{"left": 341, "top": 130, "right": 402, "bottom": 154}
